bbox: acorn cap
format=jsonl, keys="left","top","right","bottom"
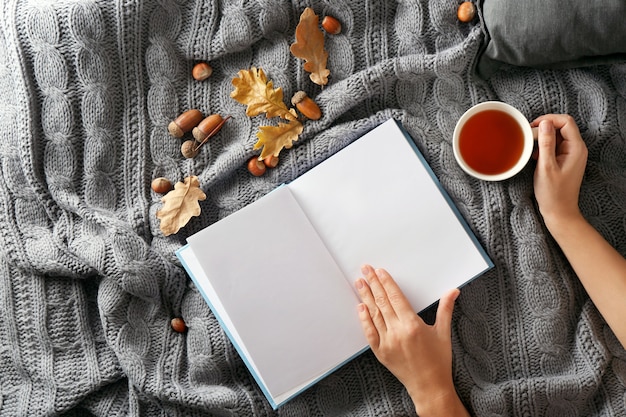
{"left": 168, "top": 121, "right": 184, "bottom": 138}
{"left": 291, "top": 90, "right": 307, "bottom": 106}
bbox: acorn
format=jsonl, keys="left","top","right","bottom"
{"left": 321, "top": 15, "right": 342, "bottom": 35}
{"left": 151, "top": 177, "right": 172, "bottom": 194}
{"left": 192, "top": 62, "right": 213, "bottom": 81}
{"left": 291, "top": 91, "right": 322, "bottom": 121}
{"left": 181, "top": 140, "right": 200, "bottom": 158}
{"left": 171, "top": 317, "right": 187, "bottom": 333}
{"left": 263, "top": 155, "right": 279, "bottom": 169}
{"left": 193, "top": 114, "right": 224, "bottom": 142}
{"left": 247, "top": 157, "right": 266, "bottom": 176}
{"left": 457, "top": 1, "right": 476, "bottom": 23}
{"left": 168, "top": 109, "right": 203, "bottom": 138}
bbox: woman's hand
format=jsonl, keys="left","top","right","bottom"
{"left": 532, "top": 114, "right": 588, "bottom": 231}
{"left": 355, "top": 265, "right": 470, "bottom": 417}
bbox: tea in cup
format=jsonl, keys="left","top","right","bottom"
{"left": 453, "top": 101, "right": 536, "bottom": 181}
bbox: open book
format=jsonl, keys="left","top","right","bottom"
{"left": 177, "top": 118, "right": 493, "bottom": 409}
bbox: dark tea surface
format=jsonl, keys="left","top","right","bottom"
{"left": 458, "top": 110, "right": 524, "bottom": 175}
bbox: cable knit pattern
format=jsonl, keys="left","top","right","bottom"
{"left": 1, "top": 0, "right": 625, "bottom": 416}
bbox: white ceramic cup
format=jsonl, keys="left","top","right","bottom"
{"left": 452, "top": 101, "right": 536, "bottom": 181}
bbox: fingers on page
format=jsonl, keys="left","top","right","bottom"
{"left": 356, "top": 276, "right": 387, "bottom": 332}
{"left": 357, "top": 303, "right": 380, "bottom": 346}
{"left": 362, "top": 265, "right": 396, "bottom": 319}
{"left": 374, "top": 267, "right": 416, "bottom": 319}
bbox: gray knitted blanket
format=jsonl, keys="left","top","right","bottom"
{"left": 1, "top": 0, "right": 625, "bottom": 416}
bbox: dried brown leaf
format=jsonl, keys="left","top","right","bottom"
{"left": 290, "top": 8, "right": 330, "bottom": 86}
{"left": 230, "top": 67, "right": 297, "bottom": 120}
{"left": 254, "top": 119, "right": 304, "bottom": 159}
{"left": 156, "top": 176, "right": 206, "bottom": 236}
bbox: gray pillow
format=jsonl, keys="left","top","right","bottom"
{"left": 475, "top": 0, "right": 626, "bottom": 78}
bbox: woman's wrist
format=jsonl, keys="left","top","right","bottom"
{"left": 410, "top": 387, "right": 470, "bottom": 417}
{"left": 541, "top": 210, "right": 587, "bottom": 242}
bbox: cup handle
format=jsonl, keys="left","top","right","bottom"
{"left": 531, "top": 126, "right": 539, "bottom": 140}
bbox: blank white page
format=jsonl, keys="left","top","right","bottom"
{"left": 288, "top": 119, "right": 491, "bottom": 313}
{"left": 186, "top": 186, "right": 367, "bottom": 401}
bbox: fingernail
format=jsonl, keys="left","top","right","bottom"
{"left": 361, "top": 265, "right": 369, "bottom": 275}
{"left": 357, "top": 303, "right": 366, "bottom": 313}
{"left": 539, "top": 120, "right": 551, "bottom": 133}
{"left": 355, "top": 279, "right": 364, "bottom": 290}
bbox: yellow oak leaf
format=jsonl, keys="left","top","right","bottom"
{"left": 230, "top": 67, "right": 297, "bottom": 121}
{"left": 254, "top": 119, "right": 304, "bottom": 159}
{"left": 290, "top": 7, "right": 330, "bottom": 86}
{"left": 156, "top": 176, "right": 206, "bottom": 236}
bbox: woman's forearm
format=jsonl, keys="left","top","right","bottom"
{"left": 545, "top": 213, "right": 626, "bottom": 348}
